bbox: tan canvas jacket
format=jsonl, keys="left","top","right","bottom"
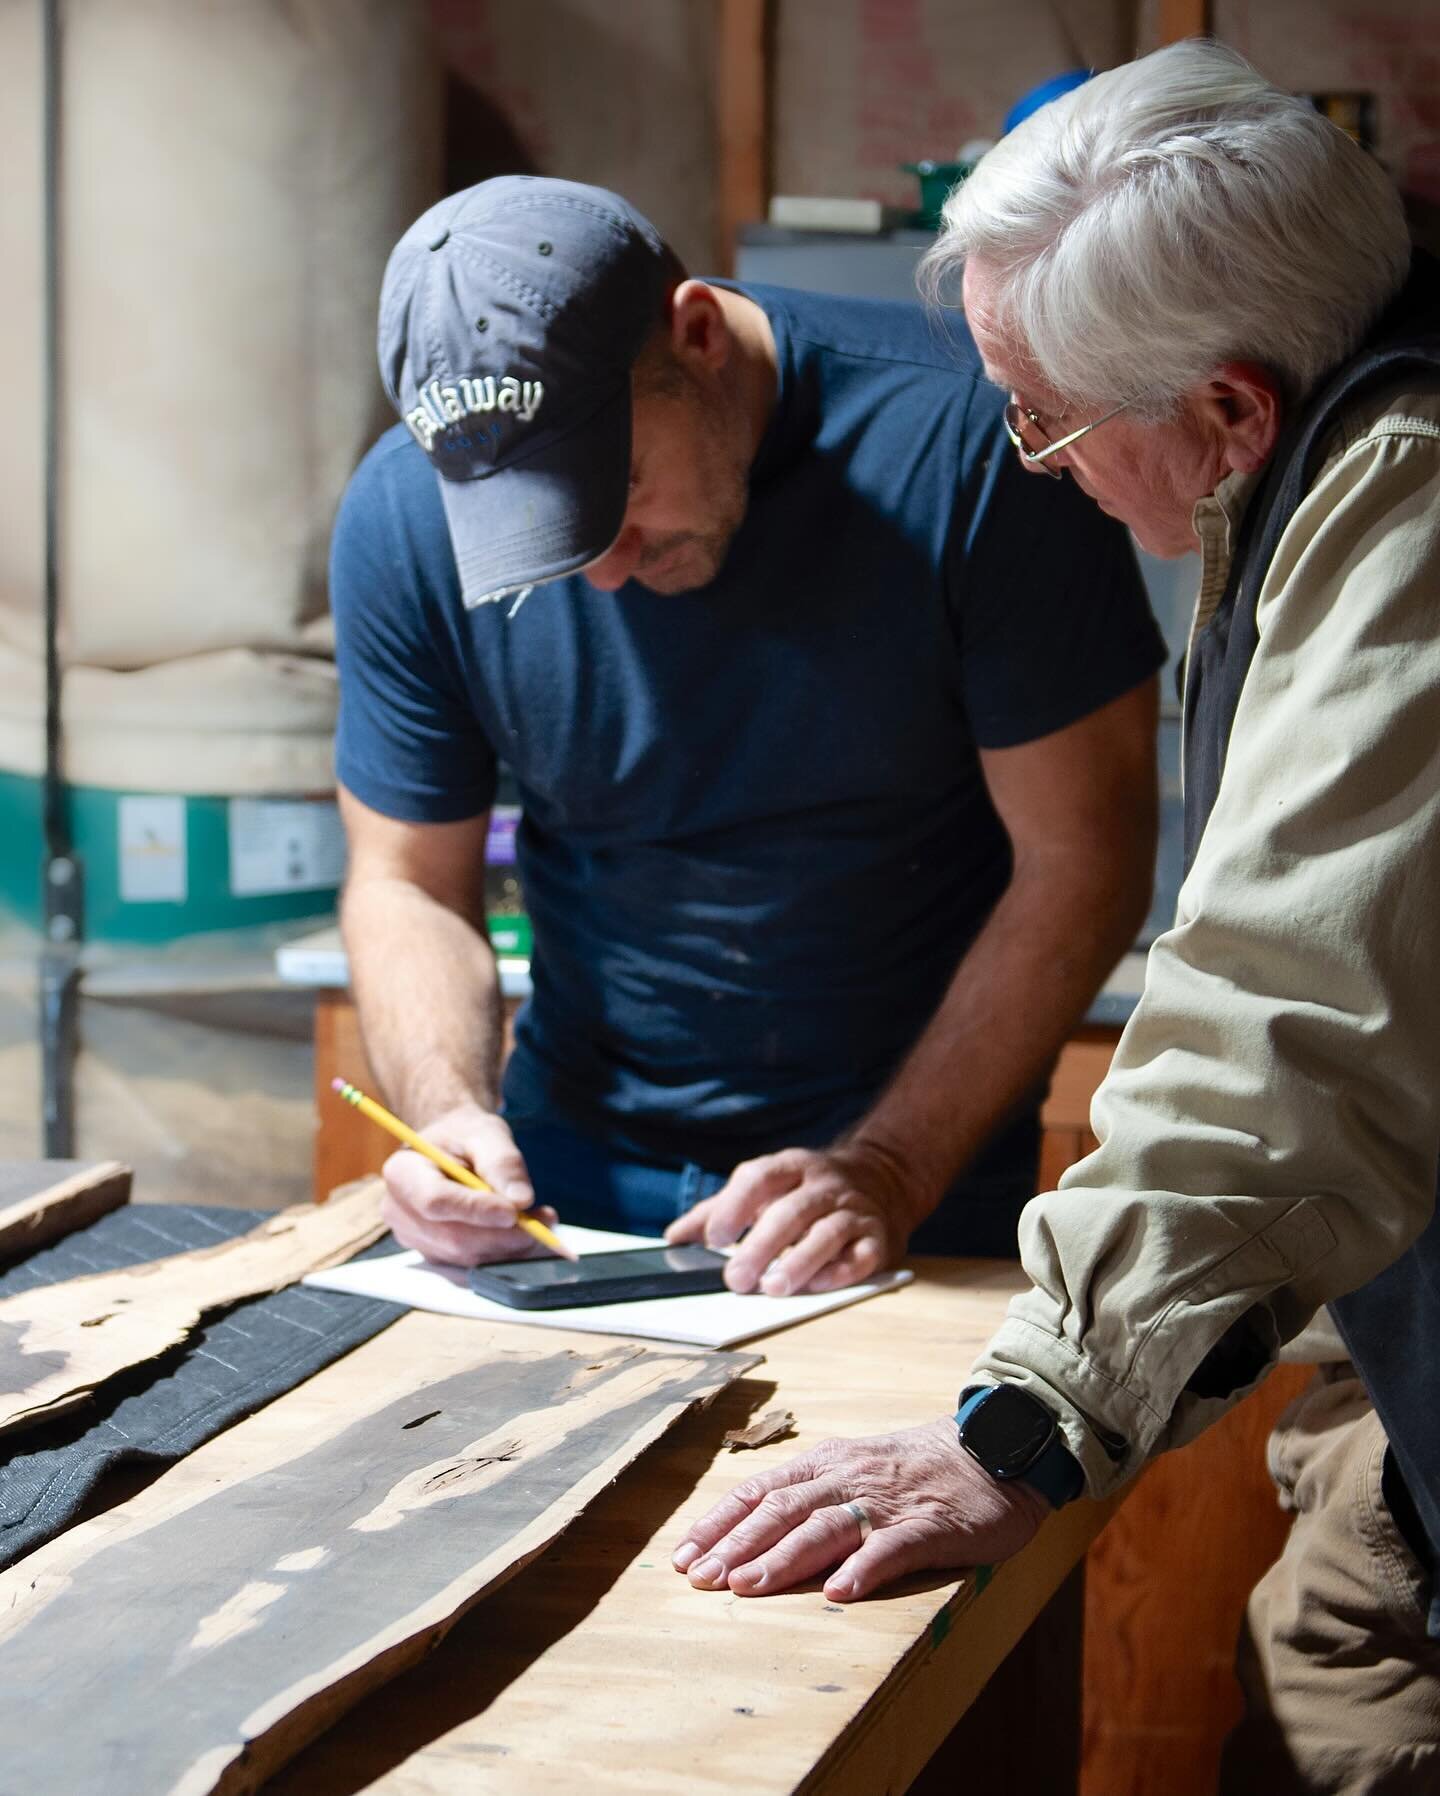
{"left": 969, "top": 384, "right": 1440, "bottom": 1498}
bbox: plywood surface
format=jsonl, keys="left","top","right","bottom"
{"left": 0, "top": 1159, "right": 131, "bottom": 1260}
{"left": 0, "top": 1177, "right": 386, "bottom": 1436}
{"left": 0, "top": 1316, "right": 753, "bottom": 1796}
{"left": 264, "top": 1258, "right": 1119, "bottom": 1796}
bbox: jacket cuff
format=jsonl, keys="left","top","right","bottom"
{"left": 968, "top": 1316, "right": 1165, "bottom": 1499}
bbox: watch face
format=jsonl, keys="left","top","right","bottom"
{"left": 961, "top": 1386, "right": 1056, "bottom": 1479}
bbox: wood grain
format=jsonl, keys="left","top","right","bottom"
{"left": 263, "top": 1257, "right": 1119, "bottom": 1796}
{"left": 715, "top": 0, "right": 770, "bottom": 273}
{"left": 0, "top": 1160, "right": 131, "bottom": 1262}
{"left": 1081, "top": 1364, "right": 1308, "bottom": 1796}
{"left": 0, "top": 1316, "right": 754, "bottom": 1796}
{"left": 313, "top": 992, "right": 520, "bottom": 1202}
{"left": 1039, "top": 1030, "right": 1114, "bottom": 1195}
{"left": 0, "top": 1177, "right": 386, "bottom": 1437}
{"left": 314, "top": 991, "right": 386, "bottom": 1199}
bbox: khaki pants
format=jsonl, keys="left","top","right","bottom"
{"left": 1219, "top": 1366, "right": 1440, "bottom": 1795}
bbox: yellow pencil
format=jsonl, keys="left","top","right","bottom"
{"left": 331, "top": 1077, "right": 577, "bottom": 1261}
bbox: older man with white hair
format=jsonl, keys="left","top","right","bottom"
{"left": 674, "top": 41, "right": 1440, "bottom": 1791}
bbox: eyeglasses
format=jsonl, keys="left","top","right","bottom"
{"left": 1002, "top": 393, "right": 1142, "bottom": 479}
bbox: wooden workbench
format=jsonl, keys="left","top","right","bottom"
{"left": 8, "top": 1155, "right": 1308, "bottom": 1794}
{"left": 299, "top": 977, "right": 1303, "bottom": 1795}
{"left": 252, "top": 1253, "right": 1112, "bottom": 1794}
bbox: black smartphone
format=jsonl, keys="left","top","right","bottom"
{"left": 467, "top": 1243, "right": 729, "bottom": 1310}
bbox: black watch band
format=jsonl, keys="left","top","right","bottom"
{"left": 954, "top": 1383, "right": 1084, "bottom": 1509}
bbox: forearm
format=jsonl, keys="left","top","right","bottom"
{"left": 848, "top": 850, "right": 1147, "bottom": 1219}
{"left": 341, "top": 875, "right": 504, "bottom": 1122}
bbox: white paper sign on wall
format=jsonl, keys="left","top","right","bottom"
{"left": 228, "top": 799, "right": 345, "bottom": 898}
{"left": 118, "top": 795, "right": 188, "bottom": 903}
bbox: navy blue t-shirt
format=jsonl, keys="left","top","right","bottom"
{"left": 333, "top": 284, "right": 1162, "bottom": 1214}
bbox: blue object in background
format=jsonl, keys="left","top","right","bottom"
{"left": 1004, "top": 68, "right": 1092, "bottom": 135}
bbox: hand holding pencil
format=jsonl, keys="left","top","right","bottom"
{"left": 332, "top": 1079, "right": 577, "bottom": 1264}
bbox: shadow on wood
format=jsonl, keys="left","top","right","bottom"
{"left": 265, "top": 1369, "right": 781, "bottom": 1793}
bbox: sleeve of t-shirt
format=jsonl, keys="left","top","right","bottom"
{"left": 330, "top": 433, "right": 498, "bottom": 823}
{"left": 947, "top": 406, "right": 1167, "bottom": 749}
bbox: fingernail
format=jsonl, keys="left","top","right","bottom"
{"left": 672, "top": 1541, "right": 700, "bottom": 1571}
{"left": 504, "top": 1183, "right": 533, "bottom": 1205}
{"left": 689, "top": 1556, "right": 724, "bottom": 1586}
{"left": 708, "top": 1228, "right": 737, "bottom": 1249}
{"left": 731, "top": 1565, "right": 766, "bottom": 1592}
{"left": 761, "top": 1269, "right": 790, "bottom": 1296}
{"left": 827, "top": 1575, "right": 855, "bottom": 1601}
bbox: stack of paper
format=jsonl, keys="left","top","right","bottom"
{"left": 305, "top": 1224, "right": 912, "bottom": 1349}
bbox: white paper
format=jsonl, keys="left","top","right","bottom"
{"left": 303, "top": 1223, "right": 912, "bottom": 1349}
{"left": 118, "top": 795, "right": 187, "bottom": 902}
{"left": 228, "top": 798, "right": 345, "bottom": 897}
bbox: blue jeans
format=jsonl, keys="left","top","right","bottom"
{"left": 507, "top": 1114, "right": 1035, "bottom": 1258}
{"left": 508, "top": 1117, "right": 730, "bottom": 1238}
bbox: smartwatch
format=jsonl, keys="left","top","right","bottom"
{"left": 954, "top": 1383, "right": 1084, "bottom": 1509}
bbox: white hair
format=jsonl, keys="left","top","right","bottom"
{"left": 922, "top": 41, "right": 1411, "bottom": 418}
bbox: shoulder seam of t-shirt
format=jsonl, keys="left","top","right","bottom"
{"left": 750, "top": 284, "right": 984, "bottom": 386}
{"left": 334, "top": 427, "right": 476, "bottom": 715}
{"left": 783, "top": 320, "right": 984, "bottom": 386}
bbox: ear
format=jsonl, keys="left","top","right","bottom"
{"left": 1198, "top": 361, "right": 1284, "bottom": 475}
{"left": 666, "top": 279, "right": 731, "bottom": 375}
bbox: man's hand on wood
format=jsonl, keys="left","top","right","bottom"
{"left": 672, "top": 1420, "right": 1049, "bottom": 1601}
{"left": 663, "top": 1142, "right": 923, "bottom": 1294}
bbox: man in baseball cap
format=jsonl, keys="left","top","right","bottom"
{"left": 330, "top": 175, "right": 1164, "bottom": 1297}
{"left": 378, "top": 177, "right": 674, "bottom": 607}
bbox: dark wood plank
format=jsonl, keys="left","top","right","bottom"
{"left": 257, "top": 1262, "right": 1114, "bottom": 1796}
{"left": 0, "top": 1160, "right": 131, "bottom": 1262}
{"left": 0, "top": 1178, "right": 386, "bottom": 1436}
{"left": 0, "top": 1316, "right": 755, "bottom": 1796}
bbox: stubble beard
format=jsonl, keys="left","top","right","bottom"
{"left": 633, "top": 429, "right": 752, "bottom": 596}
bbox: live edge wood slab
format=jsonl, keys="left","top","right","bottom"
{"left": 0, "top": 1177, "right": 387, "bottom": 1438}
{"left": 266, "top": 1259, "right": 1119, "bottom": 1796}
{"left": 0, "top": 1317, "right": 755, "bottom": 1796}
{"left": 0, "top": 1159, "right": 132, "bottom": 1262}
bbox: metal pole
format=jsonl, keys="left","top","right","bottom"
{"left": 40, "top": 0, "right": 83, "bottom": 1157}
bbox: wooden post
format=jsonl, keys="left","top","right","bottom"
{"left": 1157, "top": 0, "right": 1211, "bottom": 42}
{"left": 715, "top": 0, "right": 770, "bottom": 275}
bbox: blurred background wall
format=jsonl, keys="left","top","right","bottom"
{"left": 430, "top": 0, "right": 1440, "bottom": 264}
{"left": 1, "top": 0, "right": 1435, "bottom": 1190}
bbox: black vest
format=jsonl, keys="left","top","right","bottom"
{"left": 1182, "top": 252, "right": 1440, "bottom": 1598}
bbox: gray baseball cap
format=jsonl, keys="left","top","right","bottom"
{"left": 378, "top": 176, "right": 671, "bottom": 607}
